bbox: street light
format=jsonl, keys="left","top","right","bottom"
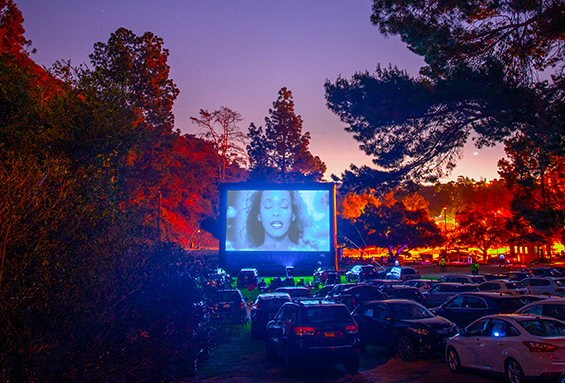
{"left": 443, "top": 206, "right": 448, "bottom": 258}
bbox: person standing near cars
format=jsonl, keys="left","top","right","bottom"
{"left": 440, "top": 258, "right": 447, "bottom": 272}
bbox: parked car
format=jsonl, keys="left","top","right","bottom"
{"left": 313, "top": 267, "right": 340, "bottom": 285}
{"left": 274, "top": 286, "right": 312, "bottom": 299}
{"left": 525, "top": 267, "right": 562, "bottom": 278}
{"left": 403, "top": 278, "right": 439, "bottom": 292}
{"left": 329, "top": 285, "right": 387, "bottom": 311}
{"left": 345, "top": 264, "right": 378, "bottom": 282}
{"left": 477, "top": 280, "right": 528, "bottom": 296}
{"left": 205, "top": 268, "right": 232, "bottom": 288}
{"left": 208, "top": 289, "right": 246, "bottom": 323}
{"left": 265, "top": 300, "right": 361, "bottom": 374}
{"left": 312, "top": 284, "right": 335, "bottom": 298}
{"left": 515, "top": 298, "right": 565, "bottom": 321}
{"left": 381, "top": 285, "right": 426, "bottom": 306}
{"left": 386, "top": 266, "right": 421, "bottom": 280}
{"left": 506, "top": 271, "right": 532, "bottom": 282}
{"left": 250, "top": 292, "right": 292, "bottom": 338}
{"left": 430, "top": 292, "right": 525, "bottom": 328}
{"left": 351, "top": 299, "right": 458, "bottom": 361}
{"left": 236, "top": 268, "right": 259, "bottom": 289}
{"left": 325, "top": 283, "right": 360, "bottom": 299}
{"left": 482, "top": 273, "right": 510, "bottom": 281}
{"left": 446, "top": 314, "right": 565, "bottom": 382}
{"left": 520, "top": 277, "right": 565, "bottom": 296}
{"left": 437, "top": 274, "right": 486, "bottom": 284}
{"left": 422, "top": 282, "right": 479, "bottom": 308}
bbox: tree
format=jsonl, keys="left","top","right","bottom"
{"left": 370, "top": 0, "right": 565, "bottom": 83}
{"left": 453, "top": 179, "right": 514, "bottom": 261}
{"left": 190, "top": 107, "right": 247, "bottom": 181}
{"left": 247, "top": 87, "right": 326, "bottom": 182}
{"left": 0, "top": 11, "right": 232, "bottom": 381}
{"left": 499, "top": 134, "right": 565, "bottom": 245}
{"left": 325, "top": 1, "right": 565, "bottom": 188}
{"left": 338, "top": 191, "right": 442, "bottom": 263}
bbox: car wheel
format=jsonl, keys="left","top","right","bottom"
{"left": 505, "top": 358, "right": 524, "bottom": 383}
{"left": 344, "top": 354, "right": 360, "bottom": 373}
{"left": 396, "top": 336, "right": 415, "bottom": 362}
{"left": 446, "top": 346, "right": 462, "bottom": 373}
{"left": 284, "top": 344, "right": 297, "bottom": 375}
{"left": 265, "top": 339, "right": 275, "bottom": 360}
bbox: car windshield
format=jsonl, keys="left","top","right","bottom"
{"left": 471, "top": 277, "right": 485, "bottom": 283}
{"left": 506, "top": 282, "right": 525, "bottom": 289}
{"left": 519, "top": 319, "right": 565, "bottom": 337}
{"left": 388, "top": 302, "right": 434, "bottom": 319}
{"left": 555, "top": 279, "right": 565, "bottom": 287}
{"left": 304, "top": 306, "right": 353, "bottom": 324}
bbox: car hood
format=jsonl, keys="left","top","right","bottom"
{"left": 404, "top": 316, "right": 457, "bottom": 332}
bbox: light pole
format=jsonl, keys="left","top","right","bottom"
{"left": 443, "top": 206, "right": 448, "bottom": 258}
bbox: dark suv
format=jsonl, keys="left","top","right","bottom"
{"left": 236, "top": 268, "right": 259, "bottom": 289}
{"left": 265, "top": 300, "right": 360, "bottom": 375}
{"left": 208, "top": 289, "right": 246, "bottom": 323}
{"left": 251, "top": 292, "right": 292, "bottom": 339}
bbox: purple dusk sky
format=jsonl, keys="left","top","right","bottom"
{"left": 16, "top": 0, "right": 504, "bottom": 182}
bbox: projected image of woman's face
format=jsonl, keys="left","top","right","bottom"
{"left": 258, "top": 190, "right": 294, "bottom": 240}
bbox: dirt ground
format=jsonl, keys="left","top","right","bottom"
{"left": 189, "top": 327, "right": 504, "bottom": 383}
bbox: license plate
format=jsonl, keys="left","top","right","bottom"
{"left": 325, "top": 332, "right": 335, "bottom": 337}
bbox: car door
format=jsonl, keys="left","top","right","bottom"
{"left": 355, "top": 303, "right": 394, "bottom": 348}
{"left": 269, "top": 305, "right": 297, "bottom": 355}
{"left": 479, "top": 318, "right": 521, "bottom": 373}
{"left": 425, "top": 285, "right": 449, "bottom": 307}
{"left": 456, "top": 318, "right": 491, "bottom": 370}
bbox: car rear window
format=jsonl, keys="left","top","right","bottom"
{"left": 494, "top": 298, "right": 525, "bottom": 312}
{"left": 257, "top": 297, "right": 290, "bottom": 308}
{"left": 519, "top": 319, "right": 565, "bottom": 337}
{"left": 304, "top": 306, "right": 353, "bottom": 324}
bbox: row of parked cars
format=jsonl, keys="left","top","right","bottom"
{"left": 250, "top": 266, "right": 565, "bottom": 382}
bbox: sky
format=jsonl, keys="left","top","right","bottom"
{"left": 16, "top": 0, "right": 505, "bottom": 182}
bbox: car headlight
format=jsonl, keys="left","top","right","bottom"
{"left": 408, "top": 327, "right": 429, "bottom": 335}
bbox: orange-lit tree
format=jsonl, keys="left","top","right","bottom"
{"left": 454, "top": 179, "right": 514, "bottom": 261}
{"left": 499, "top": 133, "right": 565, "bottom": 249}
{"left": 338, "top": 191, "right": 442, "bottom": 263}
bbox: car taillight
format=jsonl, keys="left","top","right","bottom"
{"left": 294, "top": 326, "right": 315, "bottom": 336}
{"left": 556, "top": 288, "right": 564, "bottom": 292}
{"left": 240, "top": 302, "right": 245, "bottom": 310}
{"left": 522, "top": 341, "right": 558, "bottom": 352}
{"left": 345, "top": 324, "right": 358, "bottom": 334}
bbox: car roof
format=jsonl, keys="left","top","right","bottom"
{"left": 457, "top": 291, "right": 521, "bottom": 299}
{"left": 257, "top": 292, "right": 291, "bottom": 299}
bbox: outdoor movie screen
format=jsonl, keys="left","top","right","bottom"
{"left": 219, "top": 183, "right": 336, "bottom": 276}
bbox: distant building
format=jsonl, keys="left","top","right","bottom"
{"left": 508, "top": 233, "right": 548, "bottom": 264}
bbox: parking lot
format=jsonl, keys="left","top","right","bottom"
{"left": 192, "top": 264, "right": 543, "bottom": 383}
{"left": 191, "top": 327, "right": 505, "bottom": 383}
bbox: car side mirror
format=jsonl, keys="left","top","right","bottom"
{"left": 458, "top": 328, "right": 467, "bottom": 336}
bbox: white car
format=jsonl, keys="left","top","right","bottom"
{"left": 520, "top": 277, "right": 565, "bottom": 297}
{"left": 477, "top": 281, "right": 528, "bottom": 296}
{"left": 446, "top": 314, "right": 565, "bottom": 383}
